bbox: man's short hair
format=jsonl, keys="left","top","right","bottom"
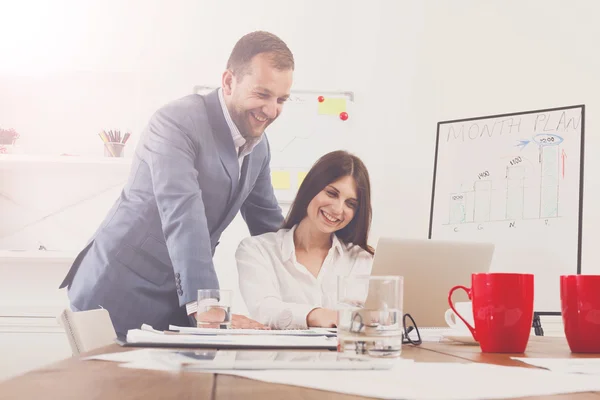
{"left": 226, "top": 31, "right": 294, "bottom": 77}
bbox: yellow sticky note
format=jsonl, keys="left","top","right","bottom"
{"left": 271, "top": 171, "right": 291, "bottom": 190}
{"left": 297, "top": 171, "right": 308, "bottom": 188}
{"left": 318, "top": 98, "right": 347, "bottom": 115}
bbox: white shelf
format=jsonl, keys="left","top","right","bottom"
{"left": 0, "top": 250, "right": 76, "bottom": 263}
{"left": 0, "top": 154, "right": 132, "bottom": 166}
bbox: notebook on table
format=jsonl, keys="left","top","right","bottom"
{"left": 117, "top": 328, "right": 337, "bottom": 350}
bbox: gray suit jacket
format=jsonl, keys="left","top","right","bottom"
{"left": 59, "top": 90, "right": 284, "bottom": 335}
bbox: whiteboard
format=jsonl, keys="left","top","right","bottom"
{"left": 429, "top": 105, "right": 585, "bottom": 314}
{"left": 193, "top": 86, "right": 354, "bottom": 203}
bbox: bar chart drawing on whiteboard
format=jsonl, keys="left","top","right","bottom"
{"left": 442, "top": 132, "right": 568, "bottom": 226}
{"left": 447, "top": 135, "right": 566, "bottom": 224}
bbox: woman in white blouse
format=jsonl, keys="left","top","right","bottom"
{"left": 235, "top": 150, "right": 374, "bottom": 329}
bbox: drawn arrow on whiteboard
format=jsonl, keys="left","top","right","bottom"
{"left": 561, "top": 149, "right": 567, "bottom": 178}
{"left": 515, "top": 139, "right": 530, "bottom": 150}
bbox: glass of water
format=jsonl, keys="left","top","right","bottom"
{"left": 196, "top": 289, "right": 233, "bottom": 329}
{"left": 337, "top": 275, "right": 404, "bottom": 357}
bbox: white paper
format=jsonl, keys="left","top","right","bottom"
{"left": 89, "top": 349, "right": 600, "bottom": 399}
{"left": 82, "top": 348, "right": 163, "bottom": 363}
{"left": 147, "top": 350, "right": 404, "bottom": 371}
{"left": 84, "top": 348, "right": 401, "bottom": 372}
{"left": 512, "top": 357, "right": 600, "bottom": 375}
{"left": 120, "top": 359, "right": 183, "bottom": 372}
{"left": 83, "top": 348, "right": 188, "bottom": 372}
{"left": 215, "top": 362, "right": 600, "bottom": 400}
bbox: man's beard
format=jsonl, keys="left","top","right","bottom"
{"left": 232, "top": 107, "right": 269, "bottom": 139}
{"left": 231, "top": 107, "right": 251, "bottom": 138}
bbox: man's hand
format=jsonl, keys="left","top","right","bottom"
{"left": 306, "top": 308, "right": 337, "bottom": 328}
{"left": 192, "top": 309, "right": 269, "bottom": 330}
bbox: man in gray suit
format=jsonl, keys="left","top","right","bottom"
{"left": 59, "top": 31, "right": 294, "bottom": 335}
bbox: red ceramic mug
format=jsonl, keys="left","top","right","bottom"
{"left": 560, "top": 275, "right": 600, "bottom": 353}
{"left": 448, "top": 273, "right": 534, "bottom": 353}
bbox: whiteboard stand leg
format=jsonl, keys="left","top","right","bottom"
{"left": 533, "top": 313, "right": 544, "bottom": 336}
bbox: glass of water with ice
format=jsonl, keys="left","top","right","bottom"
{"left": 196, "top": 289, "right": 233, "bottom": 329}
{"left": 337, "top": 275, "right": 404, "bottom": 357}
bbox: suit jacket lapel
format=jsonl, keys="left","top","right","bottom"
{"left": 203, "top": 89, "right": 239, "bottom": 199}
{"left": 214, "top": 153, "right": 254, "bottom": 234}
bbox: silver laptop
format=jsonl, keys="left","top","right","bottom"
{"left": 370, "top": 238, "right": 495, "bottom": 327}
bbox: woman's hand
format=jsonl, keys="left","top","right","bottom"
{"left": 306, "top": 308, "right": 337, "bottom": 328}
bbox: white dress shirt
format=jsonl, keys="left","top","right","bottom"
{"left": 235, "top": 224, "right": 373, "bottom": 329}
{"left": 185, "top": 88, "right": 262, "bottom": 316}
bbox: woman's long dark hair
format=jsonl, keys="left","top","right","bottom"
{"left": 282, "top": 150, "right": 374, "bottom": 255}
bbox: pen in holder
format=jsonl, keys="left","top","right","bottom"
{"left": 99, "top": 129, "right": 131, "bottom": 158}
{"left": 0, "top": 128, "right": 20, "bottom": 154}
{"left": 104, "top": 142, "right": 125, "bottom": 157}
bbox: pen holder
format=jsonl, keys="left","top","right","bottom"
{"left": 104, "top": 142, "right": 125, "bottom": 158}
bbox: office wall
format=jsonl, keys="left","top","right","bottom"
{"left": 411, "top": 1, "right": 600, "bottom": 273}
{"left": 0, "top": 0, "right": 598, "bottom": 332}
{"left": 0, "top": 0, "right": 426, "bottom": 314}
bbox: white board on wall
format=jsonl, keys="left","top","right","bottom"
{"left": 193, "top": 85, "right": 354, "bottom": 203}
{"left": 429, "top": 105, "right": 585, "bottom": 314}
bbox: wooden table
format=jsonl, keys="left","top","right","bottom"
{"left": 1, "top": 337, "right": 599, "bottom": 400}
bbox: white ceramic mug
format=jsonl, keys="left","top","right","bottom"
{"left": 444, "top": 301, "right": 474, "bottom": 332}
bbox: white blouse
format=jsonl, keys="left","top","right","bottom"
{"left": 235, "top": 225, "right": 373, "bottom": 329}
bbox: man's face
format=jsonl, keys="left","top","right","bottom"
{"left": 222, "top": 52, "right": 293, "bottom": 139}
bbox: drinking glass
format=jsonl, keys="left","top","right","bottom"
{"left": 337, "top": 275, "right": 403, "bottom": 357}
{"left": 196, "top": 289, "right": 233, "bottom": 329}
